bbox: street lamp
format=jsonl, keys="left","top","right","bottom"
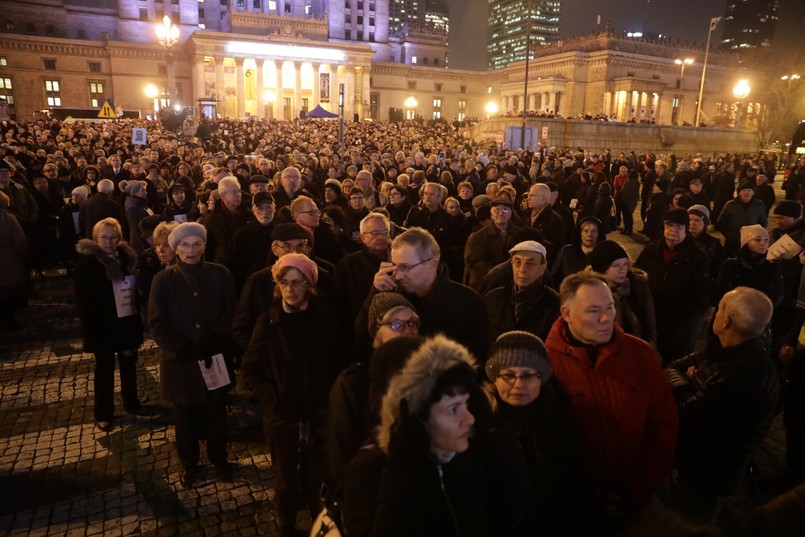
{"left": 156, "top": 15, "right": 180, "bottom": 109}
{"left": 674, "top": 58, "right": 694, "bottom": 89}
{"left": 263, "top": 90, "right": 275, "bottom": 118}
{"left": 733, "top": 79, "right": 751, "bottom": 129}
{"left": 485, "top": 101, "right": 498, "bottom": 119}
{"left": 781, "top": 74, "right": 801, "bottom": 82}
{"left": 405, "top": 96, "right": 417, "bottom": 120}
{"left": 145, "top": 84, "right": 159, "bottom": 117}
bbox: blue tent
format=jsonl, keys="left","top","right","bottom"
{"left": 306, "top": 104, "right": 339, "bottom": 118}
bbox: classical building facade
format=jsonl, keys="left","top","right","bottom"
{"left": 493, "top": 30, "right": 760, "bottom": 128}
{"left": 0, "top": 4, "right": 757, "bottom": 131}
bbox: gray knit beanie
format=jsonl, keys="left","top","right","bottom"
{"left": 368, "top": 292, "right": 416, "bottom": 337}
{"left": 485, "top": 331, "right": 552, "bottom": 382}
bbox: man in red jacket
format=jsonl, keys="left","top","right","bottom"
{"left": 544, "top": 270, "right": 678, "bottom": 526}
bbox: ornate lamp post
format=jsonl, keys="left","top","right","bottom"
{"left": 156, "top": 15, "right": 180, "bottom": 109}
{"left": 733, "top": 80, "right": 751, "bottom": 129}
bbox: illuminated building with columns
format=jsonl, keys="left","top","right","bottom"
{"left": 0, "top": 2, "right": 757, "bottom": 130}
{"left": 492, "top": 29, "right": 760, "bottom": 128}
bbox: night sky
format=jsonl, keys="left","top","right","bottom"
{"left": 447, "top": 0, "right": 802, "bottom": 70}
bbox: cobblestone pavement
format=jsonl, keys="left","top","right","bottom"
{"left": 0, "top": 242, "right": 791, "bottom": 537}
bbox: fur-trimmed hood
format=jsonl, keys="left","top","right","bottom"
{"left": 76, "top": 238, "right": 137, "bottom": 281}
{"left": 376, "top": 334, "right": 477, "bottom": 453}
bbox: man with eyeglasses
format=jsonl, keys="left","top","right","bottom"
{"left": 232, "top": 223, "right": 335, "bottom": 351}
{"left": 544, "top": 271, "right": 678, "bottom": 525}
{"left": 484, "top": 240, "right": 558, "bottom": 342}
{"left": 526, "top": 182, "right": 567, "bottom": 263}
{"left": 229, "top": 192, "right": 276, "bottom": 294}
{"left": 361, "top": 227, "right": 488, "bottom": 360}
{"left": 334, "top": 213, "right": 392, "bottom": 337}
{"left": 292, "top": 195, "right": 344, "bottom": 265}
{"left": 463, "top": 197, "right": 521, "bottom": 291}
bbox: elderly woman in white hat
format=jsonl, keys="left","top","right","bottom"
{"left": 148, "top": 221, "right": 238, "bottom": 489}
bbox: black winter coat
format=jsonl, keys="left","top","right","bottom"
{"left": 203, "top": 199, "right": 253, "bottom": 266}
{"left": 148, "top": 260, "right": 237, "bottom": 405}
{"left": 74, "top": 239, "right": 143, "bottom": 353}
{"left": 240, "top": 296, "right": 346, "bottom": 426}
{"left": 484, "top": 279, "right": 559, "bottom": 342}
{"left": 715, "top": 248, "right": 785, "bottom": 307}
{"left": 357, "top": 266, "right": 489, "bottom": 361}
{"left": 666, "top": 339, "right": 780, "bottom": 495}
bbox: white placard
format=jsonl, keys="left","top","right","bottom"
{"left": 569, "top": 198, "right": 578, "bottom": 209}
{"left": 112, "top": 275, "right": 136, "bottom": 318}
{"left": 72, "top": 212, "right": 80, "bottom": 234}
{"left": 132, "top": 128, "right": 147, "bottom": 145}
{"left": 199, "top": 353, "right": 231, "bottom": 391}
{"left": 173, "top": 213, "right": 188, "bottom": 223}
{"left": 767, "top": 233, "right": 803, "bottom": 261}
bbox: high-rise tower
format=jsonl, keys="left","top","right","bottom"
{"left": 720, "top": 0, "right": 779, "bottom": 50}
{"left": 487, "top": 0, "right": 561, "bottom": 70}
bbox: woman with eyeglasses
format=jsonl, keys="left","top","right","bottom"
{"left": 327, "top": 293, "right": 421, "bottom": 490}
{"left": 486, "top": 331, "right": 592, "bottom": 535}
{"left": 240, "top": 253, "right": 346, "bottom": 537}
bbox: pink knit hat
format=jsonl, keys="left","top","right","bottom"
{"left": 271, "top": 253, "right": 318, "bottom": 286}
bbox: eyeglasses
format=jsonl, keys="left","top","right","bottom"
{"left": 380, "top": 318, "right": 420, "bottom": 332}
{"left": 496, "top": 371, "right": 541, "bottom": 385}
{"left": 297, "top": 208, "right": 321, "bottom": 216}
{"left": 276, "top": 240, "right": 308, "bottom": 253}
{"left": 395, "top": 257, "right": 432, "bottom": 274}
{"left": 277, "top": 279, "right": 306, "bottom": 289}
{"left": 361, "top": 229, "right": 389, "bottom": 237}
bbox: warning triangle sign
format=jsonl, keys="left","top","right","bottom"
{"left": 98, "top": 100, "right": 117, "bottom": 119}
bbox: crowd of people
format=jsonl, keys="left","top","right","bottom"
{"left": 2, "top": 114, "right": 805, "bottom": 536}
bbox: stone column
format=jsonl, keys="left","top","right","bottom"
{"left": 312, "top": 63, "right": 321, "bottom": 106}
{"left": 362, "top": 66, "right": 371, "bottom": 118}
{"left": 215, "top": 58, "right": 225, "bottom": 103}
{"left": 274, "top": 60, "right": 283, "bottom": 119}
{"left": 602, "top": 91, "right": 611, "bottom": 117}
{"left": 542, "top": 92, "right": 549, "bottom": 112}
{"left": 192, "top": 55, "right": 205, "bottom": 104}
{"left": 548, "top": 91, "right": 557, "bottom": 114}
{"left": 294, "top": 61, "right": 303, "bottom": 117}
{"left": 235, "top": 58, "right": 245, "bottom": 118}
{"left": 329, "top": 64, "right": 339, "bottom": 113}
{"left": 653, "top": 93, "right": 661, "bottom": 123}
{"left": 255, "top": 60, "right": 265, "bottom": 118}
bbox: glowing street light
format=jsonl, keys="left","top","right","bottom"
{"left": 674, "top": 57, "right": 694, "bottom": 89}
{"left": 263, "top": 90, "right": 275, "bottom": 118}
{"left": 156, "top": 15, "right": 179, "bottom": 49}
{"left": 485, "top": 101, "right": 499, "bottom": 118}
{"left": 156, "top": 15, "right": 179, "bottom": 108}
{"left": 733, "top": 80, "right": 751, "bottom": 129}
{"left": 781, "top": 74, "right": 801, "bottom": 81}
{"left": 145, "top": 84, "right": 159, "bottom": 115}
{"left": 405, "top": 96, "right": 417, "bottom": 120}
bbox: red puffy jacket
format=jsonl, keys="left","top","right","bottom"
{"left": 544, "top": 317, "right": 678, "bottom": 503}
